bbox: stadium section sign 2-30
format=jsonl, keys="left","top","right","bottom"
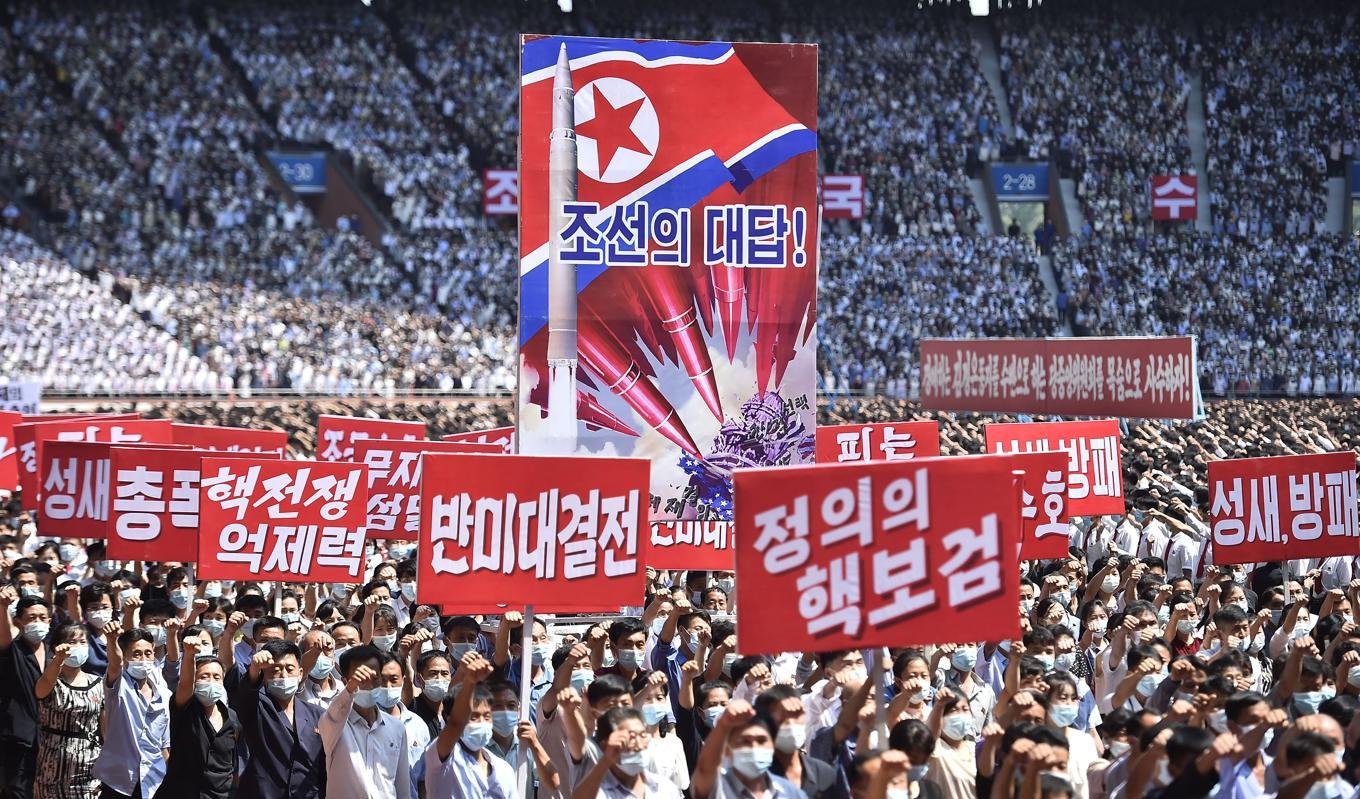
{"left": 920, "top": 336, "right": 1201, "bottom": 419}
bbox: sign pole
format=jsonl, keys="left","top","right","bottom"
{"left": 870, "top": 647, "right": 888, "bottom": 745}
{"left": 517, "top": 604, "right": 535, "bottom": 797}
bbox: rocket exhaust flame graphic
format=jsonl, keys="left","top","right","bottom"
{"left": 578, "top": 314, "right": 701, "bottom": 457}
{"left": 636, "top": 268, "right": 723, "bottom": 421}
{"left": 545, "top": 43, "right": 580, "bottom": 452}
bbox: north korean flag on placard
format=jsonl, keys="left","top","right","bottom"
{"left": 518, "top": 35, "right": 819, "bottom": 523}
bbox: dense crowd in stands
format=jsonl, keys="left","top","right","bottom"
{"left": 820, "top": 234, "right": 1060, "bottom": 396}
{"left": 1202, "top": 1, "right": 1358, "bottom": 237}
{"left": 1056, "top": 232, "right": 1360, "bottom": 396}
{"left": 2, "top": 0, "right": 1360, "bottom": 400}
{"left": 997, "top": 4, "right": 1194, "bottom": 234}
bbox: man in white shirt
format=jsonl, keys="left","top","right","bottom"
{"left": 320, "top": 644, "right": 411, "bottom": 799}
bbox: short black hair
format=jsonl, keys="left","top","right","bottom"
{"left": 1165, "top": 725, "right": 1215, "bottom": 764}
{"left": 594, "top": 706, "right": 645, "bottom": 743}
{"left": 261, "top": 639, "right": 302, "bottom": 664}
{"left": 753, "top": 684, "right": 799, "bottom": 716}
{"left": 586, "top": 673, "right": 631, "bottom": 706}
{"left": 236, "top": 593, "right": 269, "bottom": 614}
{"left": 608, "top": 617, "right": 644, "bottom": 645}
{"left": 1285, "top": 731, "right": 1338, "bottom": 767}
{"left": 254, "top": 615, "right": 288, "bottom": 638}
{"left": 416, "top": 650, "right": 453, "bottom": 674}
{"left": 1224, "top": 691, "right": 1268, "bottom": 724}
{"left": 888, "top": 718, "right": 934, "bottom": 755}
{"left": 117, "top": 627, "right": 155, "bottom": 651}
{"left": 79, "top": 582, "right": 113, "bottom": 610}
{"left": 338, "top": 644, "right": 384, "bottom": 678}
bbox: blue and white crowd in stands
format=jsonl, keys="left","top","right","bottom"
{"left": 4, "top": 0, "right": 1360, "bottom": 398}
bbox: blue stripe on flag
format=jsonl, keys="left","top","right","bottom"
{"left": 727, "top": 128, "right": 818, "bottom": 192}
{"left": 522, "top": 36, "right": 734, "bottom": 77}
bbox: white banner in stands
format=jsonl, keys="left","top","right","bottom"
{"left": 0, "top": 382, "right": 41, "bottom": 415}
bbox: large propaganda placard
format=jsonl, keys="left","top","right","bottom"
{"left": 733, "top": 455, "right": 1023, "bottom": 654}
{"left": 17, "top": 418, "right": 171, "bottom": 508}
{"left": 814, "top": 422, "right": 940, "bottom": 464}
{"left": 985, "top": 420, "right": 1124, "bottom": 517}
{"left": 418, "top": 453, "right": 649, "bottom": 608}
{"left": 921, "top": 337, "right": 1199, "bottom": 419}
{"left": 315, "top": 415, "right": 424, "bottom": 462}
{"left": 352, "top": 439, "right": 501, "bottom": 540}
{"left": 171, "top": 424, "right": 288, "bottom": 457}
{"left": 1209, "top": 452, "right": 1359, "bottom": 564}
{"left": 516, "top": 36, "right": 819, "bottom": 523}
{"left": 107, "top": 447, "right": 280, "bottom": 561}
{"left": 197, "top": 459, "right": 368, "bottom": 581}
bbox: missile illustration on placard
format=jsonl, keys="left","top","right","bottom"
{"left": 545, "top": 43, "right": 580, "bottom": 453}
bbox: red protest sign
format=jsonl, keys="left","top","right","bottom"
{"left": 107, "top": 447, "right": 281, "bottom": 561}
{"left": 921, "top": 337, "right": 1197, "bottom": 419}
{"left": 648, "top": 521, "right": 735, "bottom": 570}
{"left": 1011, "top": 451, "right": 1072, "bottom": 560}
{"left": 353, "top": 439, "right": 501, "bottom": 540}
{"left": 172, "top": 424, "right": 288, "bottom": 457}
{"left": 985, "top": 419, "right": 1124, "bottom": 517}
{"left": 18, "top": 418, "right": 172, "bottom": 508}
{"left": 1209, "top": 452, "right": 1359, "bottom": 564}
{"left": 418, "top": 454, "right": 649, "bottom": 607}
{"left": 0, "top": 411, "right": 20, "bottom": 491}
{"left": 1150, "top": 175, "right": 1197, "bottom": 221}
{"left": 441, "top": 426, "right": 515, "bottom": 454}
{"left": 815, "top": 422, "right": 941, "bottom": 464}
{"left": 197, "top": 458, "right": 369, "bottom": 581}
{"left": 315, "top": 415, "right": 424, "bottom": 462}
{"left": 734, "top": 455, "right": 1023, "bottom": 654}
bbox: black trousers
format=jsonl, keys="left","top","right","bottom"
{"left": 0, "top": 743, "right": 35, "bottom": 799}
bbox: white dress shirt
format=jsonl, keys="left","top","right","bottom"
{"left": 320, "top": 687, "right": 411, "bottom": 799}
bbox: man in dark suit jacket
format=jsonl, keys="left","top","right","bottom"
{"left": 235, "top": 639, "right": 327, "bottom": 799}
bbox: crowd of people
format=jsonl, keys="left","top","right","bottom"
{"left": 820, "top": 234, "right": 1060, "bottom": 396}
{"left": 0, "top": 397, "right": 1357, "bottom": 799}
{"left": 1202, "top": 1, "right": 1358, "bottom": 238}
{"left": 4, "top": 0, "right": 1360, "bottom": 400}
{"left": 997, "top": 4, "right": 1194, "bottom": 236}
{"left": 1055, "top": 232, "right": 1360, "bottom": 397}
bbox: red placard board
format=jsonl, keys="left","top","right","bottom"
{"left": 1150, "top": 175, "right": 1197, "bottom": 221}
{"left": 41, "top": 441, "right": 192, "bottom": 537}
{"left": 17, "top": 418, "right": 172, "bottom": 508}
{"left": 648, "top": 521, "right": 735, "bottom": 570}
{"left": 0, "top": 411, "right": 20, "bottom": 491}
{"left": 315, "top": 415, "right": 424, "bottom": 462}
{"left": 107, "top": 447, "right": 281, "bottom": 561}
{"left": 815, "top": 422, "right": 941, "bottom": 463}
{"left": 483, "top": 168, "right": 519, "bottom": 215}
{"left": 1209, "top": 452, "right": 1359, "bottom": 564}
{"left": 352, "top": 439, "right": 502, "bottom": 540}
{"left": 197, "top": 458, "right": 369, "bottom": 581}
{"left": 418, "top": 454, "right": 649, "bottom": 607}
{"left": 172, "top": 424, "right": 288, "bottom": 457}
{"left": 985, "top": 420, "right": 1124, "bottom": 517}
{"left": 1011, "top": 451, "right": 1072, "bottom": 560}
{"left": 734, "top": 455, "right": 1022, "bottom": 654}
{"left": 821, "top": 174, "right": 864, "bottom": 219}
{"left": 920, "top": 337, "right": 1198, "bottom": 419}
{"left": 441, "top": 426, "right": 515, "bottom": 454}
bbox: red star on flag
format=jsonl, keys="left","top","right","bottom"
{"left": 577, "top": 91, "right": 652, "bottom": 175}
